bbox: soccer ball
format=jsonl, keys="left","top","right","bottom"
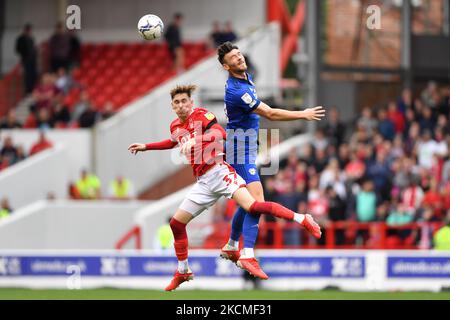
{"left": 137, "top": 14, "right": 164, "bottom": 40}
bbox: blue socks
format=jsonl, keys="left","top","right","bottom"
{"left": 230, "top": 206, "right": 246, "bottom": 242}
{"left": 243, "top": 211, "right": 261, "bottom": 249}
{"left": 229, "top": 206, "right": 261, "bottom": 250}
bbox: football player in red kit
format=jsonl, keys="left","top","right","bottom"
{"left": 128, "top": 85, "right": 321, "bottom": 291}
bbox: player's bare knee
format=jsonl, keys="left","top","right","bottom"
{"left": 253, "top": 193, "right": 264, "bottom": 202}
{"left": 232, "top": 188, "right": 255, "bottom": 212}
{"left": 241, "top": 200, "right": 255, "bottom": 213}
{"left": 247, "top": 182, "right": 265, "bottom": 201}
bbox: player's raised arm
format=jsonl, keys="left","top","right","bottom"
{"left": 254, "top": 101, "right": 326, "bottom": 121}
{"left": 128, "top": 139, "right": 178, "bottom": 155}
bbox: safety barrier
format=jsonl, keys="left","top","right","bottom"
{"left": 0, "top": 249, "right": 448, "bottom": 291}
{"left": 192, "top": 221, "right": 445, "bottom": 250}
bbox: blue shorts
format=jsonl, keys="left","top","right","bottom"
{"left": 231, "top": 163, "right": 260, "bottom": 184}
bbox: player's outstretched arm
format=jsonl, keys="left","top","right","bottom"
{"left": 128, "top": 139, "right": 178, "bottom": 155}
{"left": 128, "top": 143, "right": 146, "bottom": 155}
{"left": 254, "top": 102, "right": 325, "bottom": 121}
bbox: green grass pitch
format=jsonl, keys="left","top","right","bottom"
{"left": 0, "top": 288, "right": 449, "bottom": 300}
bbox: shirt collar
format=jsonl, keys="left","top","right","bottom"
{"left": 229, "top": 72, "right": 253, "bottom": 85}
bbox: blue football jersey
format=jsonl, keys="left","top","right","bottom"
{"left": 224, "top": 73, "right": 261, "bottom": 165}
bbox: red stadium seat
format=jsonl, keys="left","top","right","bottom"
{"left": 75, "top": 41, "right": 209, "bottom": 114}
{"left": 94, "top": 95, "right": 107, "bottom": 108}
{"left": 121, "top": 49, "right": 134, "bottom": 60}
{"left": 111, "top": 96, "right": 123, "bottom": 109}
{"left": 120, "top": 68, "right": 133, "bottom": 78}
{"left": 88, "top": 87, "right": 101, "bottom": 98}
{"left": 103, "top": 85, "right": 115, "bottom": 96}
{"left": 386, "top": 236, "right": 402, "bottom": 249}
{"left": 93, "top": 77, "right": 107, "bottom": 88}
{"left": 112, "top": 59, "right": 125, "bottom": 69}
{"left": 96, "top": 59, "right": 109, "bottom": 70}
{"left": 63, "top": 95, "right": 77, "bottom": 108}
{"left": 86, "top": 68, "right": 98, "bottom": 78}
{"left": 103, "top": 68, "right": 116, "bottom": 78}
{"left": 71, "top": 68, "right": 82, "bottom": 80}
{"left": 112, "top": 77, "right": 126, "bottom": 88}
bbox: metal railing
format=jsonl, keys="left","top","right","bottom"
{"left": 190, "top": 220, "right": 445, "bottom": 250}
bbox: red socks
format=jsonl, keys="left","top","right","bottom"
{"left": 169, "top": 218, "right": 188, "bottom": 261}
{"left": 249, "top": 201, "right": 295, "bottom": 221}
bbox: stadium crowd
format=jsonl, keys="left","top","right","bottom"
{"left": 250, "top": 82, "right": 450, "bottom": 249}
{"left": 3, "top": 21, "right": 450, "bottom": 249}
{"left": 0, "top": 131, "right": 53, "bottom": 172}
{"left": 7, "top": 23, "right": 117, "bottom": 130}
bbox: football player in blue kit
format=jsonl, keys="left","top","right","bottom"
{"left": 217, "top": 42, "right": 325, "bottom": 279}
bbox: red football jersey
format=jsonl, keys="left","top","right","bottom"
{"left": 170, "top": 108, "right": 225, "bottom": 177}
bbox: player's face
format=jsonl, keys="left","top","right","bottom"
{"left": 223, "top": 49, "right": 247, "bottom": 73}
{"left": 171, "top": 93, "right": 193, "bottom": 119}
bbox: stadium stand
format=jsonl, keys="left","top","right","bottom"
{"left": 0, "top": 0, "right": 449, "bottom": 295}
{"left": 198, "top": 82, "right": 450, "bottom": 250}
{"left": 66, "top": 42, "right": 211, "bottom": 110}
{"left": 15, "top": 42, "right": 211, "bottom": 130}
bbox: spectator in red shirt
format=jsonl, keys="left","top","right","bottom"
{"left": 422, "top": 178, "right": 443, "bottom": 217}
{"left": 31, "top": 73, "right": 60, "bottom": 112}
{"left": 442, "top": 179, "right": 450, "bottom": 210}
{"left": 283, "top": 149, "right": 305, "bottom": 192}
{"left": 68, "top": 181, "right": 82, "bottom": 199}
{"left": 401, "top": 177, "right": 424, "bottom": 212}
{"left": 387, "top": 101, "right": 405, "bottom": 134}
{"left": 29, "top": 131, "right": 53, "bottom": 156}
{"left": 345, "top": 152, "right": 366, "bottom": 181}
{"left": 307, "top": 175, "right": 329, "bottom": 224}
{"left": 0, "top": 155, "right": 9, "bottom": 171}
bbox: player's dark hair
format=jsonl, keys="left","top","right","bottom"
{"left": 217, "top": 41, "right": 239, "bottom": 65}
{"left": 170, "top": 84, "right": 197, "bottom": 99}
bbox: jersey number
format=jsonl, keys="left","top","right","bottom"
{"left": 223, "top": 171, "right": 238, "bottom": 187}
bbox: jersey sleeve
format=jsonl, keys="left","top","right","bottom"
{"left": 230, "top": 86, "right": 261, "bottom": 113}
{"left": 169, "top": 121, "right": 178, "bottom": 142}
{"left": 197, "top": 109, "right": 218, "bottom": 130}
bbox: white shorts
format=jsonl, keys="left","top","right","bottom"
{"left": 179, "top": 163, "right": 246, "bottom": 217}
